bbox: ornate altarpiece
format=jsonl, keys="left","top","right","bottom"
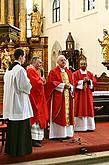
{"left": 0, "top": 23, "right": 48, "bottom": 104}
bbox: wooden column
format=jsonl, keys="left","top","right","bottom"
{"left": 19, "top": 0, "right": 26, "bottom": 42}
{"left": 1, "top": 0, "right": 5, "bottom": 24}
{"left": 8, "top": 0, "right": 14, "bottom": 25}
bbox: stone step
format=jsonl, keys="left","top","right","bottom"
{"left": 13, "top": 151, "right": 109, "bottom": 165}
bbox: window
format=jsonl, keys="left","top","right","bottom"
{"left": 52, "top": 0, "right": 60, "bottom": 23}
{"left": 83, "top": 0, "right": 95, "bottom": 12}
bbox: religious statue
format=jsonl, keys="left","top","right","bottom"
{"left": 98, "top": 29, "right": 109, "bottom": 62}
{"left": 29, "top": 4, "right": 42, "bottom": 37}
{"left": 1, "top": 48, "right": 12, "bottom": 71}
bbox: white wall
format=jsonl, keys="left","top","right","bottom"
{"left": 43, "top": 0, "right": 109, "bottom": 76}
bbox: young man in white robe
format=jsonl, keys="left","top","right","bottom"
{"left": 3, "top": 48, "right": 33, "bottom": 156}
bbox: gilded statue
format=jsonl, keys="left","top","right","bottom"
{"left": 1, "top": 49, "right": 12, "bottom": 71}
{"left": 98, "top": 29, "right": 109, "bottom": 62}
{"left": 29, "top": 4, "right": 42, "bottom": 37}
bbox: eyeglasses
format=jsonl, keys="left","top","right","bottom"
{"left": 80, "top": 63, "right": 87, "bottom": 65}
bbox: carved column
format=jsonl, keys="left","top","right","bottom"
{"left": 8, "top": 0, "right": 14, "bottom": 25}
{"left": 19, "top": 0, "right": 26, "bottom": 42}
{"left": 1, "top": 0, "right": 5, "bottom": 24}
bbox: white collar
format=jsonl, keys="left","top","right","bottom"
{"left": 60, "top": 67, "right": 65, "bottom": 72}
{"left": 14, "top": 60, "right": 21, "bottom": 65}
{"left": 80, "top": 69, "right": 87, "bottom": 74}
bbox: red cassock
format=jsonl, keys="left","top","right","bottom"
{"left": 26, "top": 67, "right": 48, "bottom": 129}
{"left": 45, "top": 66, "right": 74, "bottom": 126}
{"left": 73, "top": 70, "right": 96, "bottom": 117}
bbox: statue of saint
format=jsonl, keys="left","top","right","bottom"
{"left": 1, "top": 49, "right": 12, "bottom": 71}
{"left": 29, "top": 4, "right": 42, "bottom": 37}
{"left": 98, "top": 29, "right": 109, "bottom": 62}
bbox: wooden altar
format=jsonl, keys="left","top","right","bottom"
{"left": 27, "top": 36, "right": 48, "bottom": 79}
{"left": 0, "top": 24, "right": 21, "bottom": 108}
{"left": 94, "top": 72, "right": 109, "bottom": 121}
{"left": 0, "top": 24, "right": 48, "bottom": 110}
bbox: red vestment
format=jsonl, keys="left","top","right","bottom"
{"left": 26, "top": 66, "right": 48, "bottom": 129}
{"left": 45, "top": 66, "right": 74, "bottom": 126}
{"left": 73, "top": 69, "right": 96, "bottom": 117}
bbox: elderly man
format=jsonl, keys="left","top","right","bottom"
{"left": 46, "top": 55, "right": 74, "bottom": 140}
{"left": 26, "top": 56, "right": 48, "bottom": 147}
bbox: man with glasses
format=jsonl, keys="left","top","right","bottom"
{"left": 26, "top": 56, "right": 48, "bottom": 147}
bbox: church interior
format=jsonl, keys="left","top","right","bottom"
{"left": 0, "top": 0, "right": 109, "bottom": 164}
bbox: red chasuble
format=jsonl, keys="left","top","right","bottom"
{"left": 26, "top": 66, "right": 48, "bottom": 129}
{"left": 73, "top": 69, "right": 96, "bottom": 117}
{"left": 45, "top": 66, "right": 74, "bottom": 126}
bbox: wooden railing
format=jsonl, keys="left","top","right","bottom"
{"left": 95, "top": 72, "right": 109, "bottom": 91}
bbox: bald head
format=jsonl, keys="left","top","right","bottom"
{"left": 57, "top": 55, "right": 67, "bottom": 68}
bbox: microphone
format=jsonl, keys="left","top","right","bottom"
{"left": 40, "top": 68, "right": 44, "bottom": 77}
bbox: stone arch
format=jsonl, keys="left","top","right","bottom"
{"left": 51, "top": 41, "right": 62, "bottom": 68}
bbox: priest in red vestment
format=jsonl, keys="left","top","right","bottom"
{"left": 73, "top": 58, "right": 96, "bottom": 131}
{"left": 46, "top": 55, "right": 74, "bottom": 140}
{"left": 26, "top": 56, "right": 48, "bottom": 147}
